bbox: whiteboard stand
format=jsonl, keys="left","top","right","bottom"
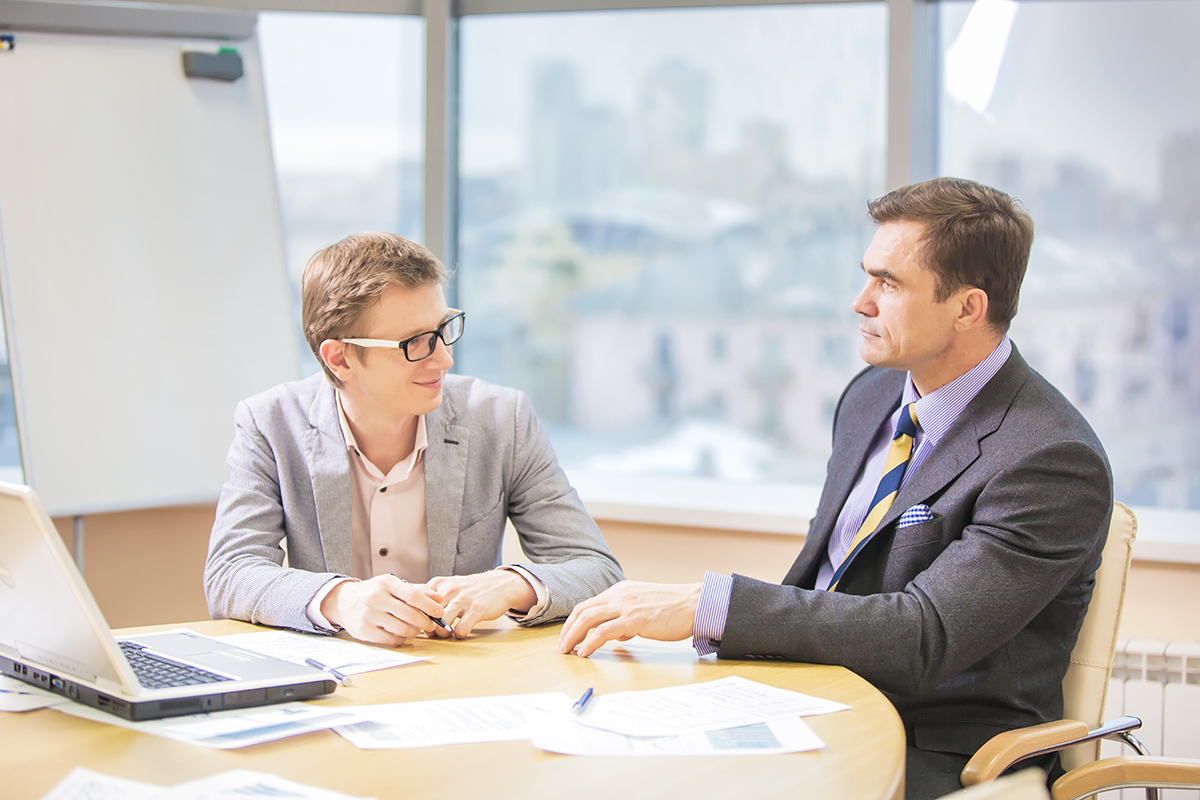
{"left": 72, "top": 515, "right": 83, "bottom": 574}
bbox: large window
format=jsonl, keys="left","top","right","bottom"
{"left": 246, "top": 0, "right": 1200, "bottom": 523}
{"left": 259, "top": 12, "right": 425, "bottom": 375}
{"left": 939, "top": 0, "right": 1200, "bottom": 509}
{"left": 457, "top": 5, "right": 887, "bottom": 484}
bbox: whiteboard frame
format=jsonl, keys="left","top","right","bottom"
{"left": 0, "top": 16, "right": 300, "bottom": 515}
{"left": 0, "top": 0, "right": 256, "bottom": 41}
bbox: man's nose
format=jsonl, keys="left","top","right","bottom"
{"left": 852, "top": 285, "right": 875, "bottom": 316}
{"left": 430, "top": 337, "right": 454, "bottom": 369}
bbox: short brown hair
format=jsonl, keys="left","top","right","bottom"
{"left": 302, "top": 232, "right": 448, "bottom": 385}
{"left": 868, "top": 177, "right": 1034, "bottom": 332}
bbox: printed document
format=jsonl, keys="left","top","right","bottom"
{"left": 39, "top": 767, "right": 374, "bottom": 799}
{"left": 530, "top": 712, "right": 826, "bottom": 756}
{"left": 217, "top": 630, "right": 426, "bottom": 675}
{"left": 566, "top": 675, "right": 849, "bottom": 737}
{"left": 335, "top": 693, "right": 571, "bottom": 749}
{"left": 55, "top": 701, "right": 358, "bottom": 749}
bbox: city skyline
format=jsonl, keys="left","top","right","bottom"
{"left": 255, "top": 3, "right": 1200, "bottom": 510}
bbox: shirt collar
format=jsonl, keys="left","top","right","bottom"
{"left": 902, "top": 336, "right": 1012, "bottom": 448}
{"left": 335, "top": 391, "right": 428, "bottom": 464}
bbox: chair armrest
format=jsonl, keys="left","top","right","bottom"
{"left": 961, "top": 720, "right": 1090, "bottom": 785}
{"left": 1051, "top": 757, "right": 1200, "bottom": 800}
{"left": 962, "top": 716, "right": 1145, "bottom": 786}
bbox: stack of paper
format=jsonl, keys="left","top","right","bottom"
{"left": 328, "top": 676, "right": 849, "bottom": 758}
{"left": 529, "top": 676, "right": 849, "bottom": 757}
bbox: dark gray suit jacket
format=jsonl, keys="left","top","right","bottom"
{"left": 722, "top": 346, "right": 1113, "bottom": 757}
{"left": 204, "top": 373, "right": 624, "bottom": 633}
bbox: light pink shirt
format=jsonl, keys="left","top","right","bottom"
{"left": 305, "top": 392, "right": 547, "bottom": 631}
{"left": 339, "top": 397, "right": 431, "bottom": 583}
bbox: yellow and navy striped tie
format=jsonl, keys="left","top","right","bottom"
{"left": 828, "top": 402, "right": 919, "bottom": 591}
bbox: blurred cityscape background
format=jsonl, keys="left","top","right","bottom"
{"left": 3, "top": 2, "right": 1185, "bottom": 507}
{"left": 262, "top": 1, "right": 1200, "bottom": 509}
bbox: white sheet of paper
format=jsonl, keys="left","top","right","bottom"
{"left": 597, "top": 637, "right": 706, "bottom": 656}
{"left": 1, "top": 676, "right": 72, "bottom": 712}
{"left": 170, "top": 769, "right": 375, "bottom": 799}
{"left": 567, "top": 676, "right": 850, "bottom": 737}
{"left": 334, "top": 693, "right": 572, "bottom": 749}
{"left": 37, "top": 767, "right": 375, "bottom": 800}
{"left": 56, "top": 701, "right": 360, "bottom": 749}
{"left": 216, "top": 630, "right": 427, "bottom": 675}
{"left": 36, "top": 767, "right": 163, "bottom": 800}
{"left": 530, "top": 711, "right": 826, "bottom": 756}
{"left": 1, "top": 690, "right": 71, "bottom": 712}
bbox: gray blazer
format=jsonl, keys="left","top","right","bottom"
{"left": 722, "top": 346, "right": 1113, "bottom": 756}
{"left": 204, "top": 373, "right": 624, "bottom": 633}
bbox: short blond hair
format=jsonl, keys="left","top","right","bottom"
{"left": 302, "top": 232, "right": 448, "bottom": 386}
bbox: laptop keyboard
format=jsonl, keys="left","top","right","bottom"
{"left": 119, "top": 641, "right": 232, "bottom": 689}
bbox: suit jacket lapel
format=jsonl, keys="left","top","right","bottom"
{"left": 866, "top": 347, "right": 1032, "bottom": 536}
{"left": 785, "top": 368, "right": 905, "bottom": 585}
{"left": 816, "top": 384, "right": 902, "bottom": 547}
{"left": 423, "top": 392, "right": 469, "bottom": 578}
{"left": 304, "top": 382, "right": 354, "bottom": 575}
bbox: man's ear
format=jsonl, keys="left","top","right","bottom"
{"left": 953, "top": 287, "right": 989, "bottom": 332}
{"left": 318, "top": 339, "right": 355, "bottom": 382}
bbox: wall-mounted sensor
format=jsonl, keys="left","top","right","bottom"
{"left": 182, "top": 47, "right": 243, "bottom": 82}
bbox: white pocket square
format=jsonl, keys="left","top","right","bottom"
{"left": 898, "top": 504, "right": 935, "bottom": 528}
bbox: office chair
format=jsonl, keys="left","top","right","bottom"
{"left": 1051, "top": 756, "right": 1200, "bottom": 800}
{"left": 941, "top": 767, "right": 1049, "bottom": 800}
{"left": 958, "top": 502, "right": 1158, "bottom": 795}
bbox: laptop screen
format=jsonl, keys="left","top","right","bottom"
{"left": 0, "top": 482, "right": 135, "bottom": 691}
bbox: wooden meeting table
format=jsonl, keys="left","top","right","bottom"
{"left": 2, "top": 619, "right": 905, "bottom": 799}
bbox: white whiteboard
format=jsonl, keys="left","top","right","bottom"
{"left": 0, "top": 26, "right": 299, "bottom": 515}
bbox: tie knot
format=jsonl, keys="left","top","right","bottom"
{"left": 894, "top": 402, "right": 919, "bottom": 439}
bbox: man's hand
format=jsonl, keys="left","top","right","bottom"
{"left": 427, "top": 569, "right": 538, "bottom": 638}
{"left": 320, "top": 575, "right": 446, "bottom": 646}
{"left": 558, "top": 580, "right": 702, "bottom": 658}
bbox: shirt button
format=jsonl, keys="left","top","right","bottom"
{"left": 379, "top": 486, "right": 387, "bottom": 493}
{"left": 379, "top": 548, "right": 388, "bottom": 557}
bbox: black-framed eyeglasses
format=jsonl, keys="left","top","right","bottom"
{"left": 341, "top": 310, "right": 465, "bottom": 362}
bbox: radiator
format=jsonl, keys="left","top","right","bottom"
{"left": 1095, "top": 637, "right": 1200, "bottom": 799}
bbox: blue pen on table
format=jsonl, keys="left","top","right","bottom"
{"left": 572, "top": 687, "right": 595, "bottom": 715}
{"left": 393, "top": 575, "right": 455, "bottom": 635}
{"left": 305, "top": 658, "right": 350, "bottom": 686}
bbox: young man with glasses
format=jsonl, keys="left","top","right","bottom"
{"left": 205, "top": 232, "right": 623, "bottom": 645}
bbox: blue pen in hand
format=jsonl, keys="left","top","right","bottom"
{"left": 572, "top": 687, "right": 595, "bottom": 715}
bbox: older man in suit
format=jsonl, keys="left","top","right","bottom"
{"left": 205, "top": 232, "right": 623, "bottom": 645}
{"left": 558, "top": 178, "right": 1112, "bottom": 799}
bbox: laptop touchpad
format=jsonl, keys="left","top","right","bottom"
{"left": 126, "top": 631, "right": 221, "bottom": 657}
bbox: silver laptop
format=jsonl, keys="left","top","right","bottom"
{"left": 0, "top": 481, "right": 336, "bottom": 720}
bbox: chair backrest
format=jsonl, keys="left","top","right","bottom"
{"left": 1059, "top": 501, "right": 1137, "bottom": 771}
